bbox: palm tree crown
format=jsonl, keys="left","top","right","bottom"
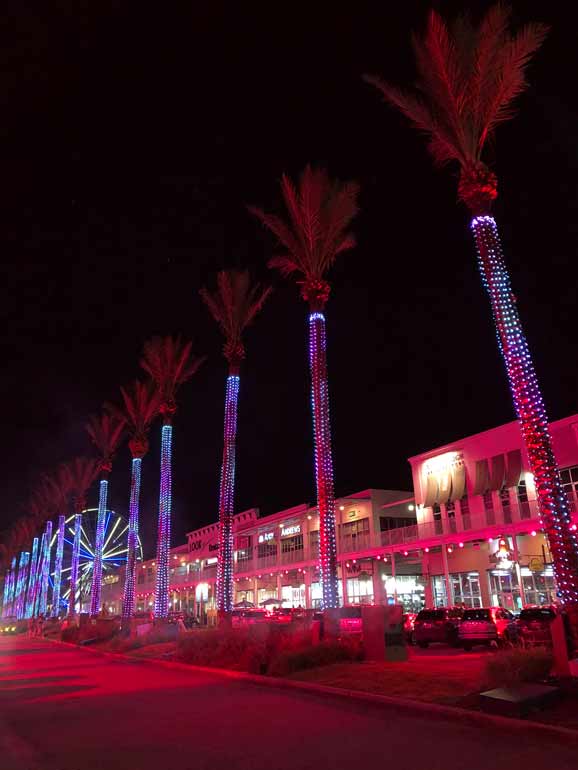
{"left": 64, "top": 457, "right": 99, "bottom": 513}
{"left": 140, "top": 336, "right": 205, "bottom": 423}
{"left": 109, "top": 380, "right": 160, "bottom": 459}
{"left": 200, "top": 270, "right": 271, "bottom": 369}
{"left": 364, "top": 4, "right": 548, "bottom": 214}
{"left": 249, "top": 165, "right": 359, "bottom": 310}
{"left": 86, "top": 413, "right": 126, "bottom": 474}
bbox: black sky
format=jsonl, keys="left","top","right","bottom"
{"left": 2, "top": 1, "right": 578, "bottom": 558}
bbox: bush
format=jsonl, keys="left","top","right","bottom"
{"left": 108, "top": 623, "right": 178, "bottom": 652}
{"left": 176, "top": 624, "right": 363, "bottom": 675}
{"left": 61, "top": 625, "right": 80, "bottom": 643}
{"left": 484, "top": 647, "right": 553, "bottom": 690}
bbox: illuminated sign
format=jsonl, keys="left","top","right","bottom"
{"left": 258, "top": 532, "right": 274, "bottom": 544}
{"left": 281, "top": 524, "right": 301, "bottom": 538}
{"left": 206, "top": 557, "right": 218, "bottom": 566}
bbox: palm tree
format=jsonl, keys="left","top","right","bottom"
{"left": 65, "top": 457, "right": 99, "bottom": 616}
{"left": 141, "top": 336, "right": 205, "bottom": 619}
{"left": 108, "top": 380, "right": 160, "bottom": 621}
{"left": 43, "top": 466, "right": 71, "bottom": 617}
{"left": 364, "top": 5, "right": 578, "bottom": 616}
{"left": 250, "top": 166, "right": 360, "bottom": 609}
{"left": 200, "top": 270, "right": 271, "bottom": 618}
{"left": 86, "top": 413, "right": 126, "bottom": 616}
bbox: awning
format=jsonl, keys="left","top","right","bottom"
{"left": 473, "top": 459, "right": 490, "bottom": 495}
{"left": 437, "top": 468, "right": 452, "bottom": 504}
{"left": 505, "top": 449, "right": 523, "bottom": 488}
{"left": 423, "top": 473, "right": 438, "bottom": 507}
{"left": 450, "top": 462, "right": 466, "bottom": 501}
{"left": 489, "top": 455, "right": 505, "bottom": 490}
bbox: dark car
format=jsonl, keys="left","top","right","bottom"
{"left": 458, "top": 607, "right": 517, "bottom": 650}
{"left": 413, "top": 607, "right": 463, "bottom": 648}
{"left": 515, "top": 606, "right": 559, "bottom": 648}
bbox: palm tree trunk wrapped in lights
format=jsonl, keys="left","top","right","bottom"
{"left": 38, "top": 521, "right": 53, "bottom": 616}
{"left": 14, "top": 551, "right": 30, "bottom": 620}
{"left": 25, "top": 537, "right": 40, "bottom": 618}
{"left": 52, "top": 515, "right": 66, "bottom": 617}
{"left": 65, "top": 457, "right": 99, "bottom": 617}
{"left": 108, "top": 380, "right": 160, "bottom": 621}
{"left": 86, "top": 414, "right": 126, "bottom": 616}
{"left": 250, "top": 167, "right": 360, "bottom": 609}
{"left": 365, "top": 4, "right": 578, "bottom": 630}
{"left": 141, "top": 336, "right": 205, "bottom": 619}
{"left": 200, "top": 270, "right": 271, "bottom": 618}
{"left": 2, "top": 558, "right": 16, "bottom": 617}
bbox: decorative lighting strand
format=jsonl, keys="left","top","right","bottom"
{"left": 154, "top": 425, "right": 172, "bottom": 618}
{"left": 14, "top": 551, "right": 30, "bottom": 620}
{"left": 122, "top": 457, "right": 142, "bottom": 620}
{"left": 25, "top": 537, "right": 40, "bottom": 618}
{"left": 89, "top": 479, "right": 109, "bottom": 616}
{"left": 2, "top": 559, "right": 16, "bottom": 617}
{"left": 216, "top": 373, "right": 240, "bottom": 614}
{"left": 51, "top": 515, "right": 65, "bottom": 618}
{"left": 38, "top": 521, "right": 53, "bottom": 616}
{"left": 308, "top": 312, "right": 339, "bottom": 609}
{"left": 472, "top": 215, "right": 578, "bottom": 603}
{"left": 69, "top": 514, "right": 82, "bottom": 616}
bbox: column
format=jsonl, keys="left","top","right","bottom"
{"left": 372, "top": 559, "right": 385, "bottom": 605}
{"left": 304, "top": 568, "right": 312, "bottom": 608}
{"left": 441, "top": 544, "right": 453, "bottom": 606}
{"left": 253, "top": 577, "right": 259, "bottom": 606}
{"left": 341, "top": 562, "right": 348, "bottom": 607}
{"left": 422, "top": 551, "right": 433, "bottom": 607}
{"left": 511, "top": 534, "right": 526, "bottom": 609}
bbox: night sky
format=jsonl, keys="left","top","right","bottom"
{"left": 2, "top": 1, "right": 578, "bottom": 558}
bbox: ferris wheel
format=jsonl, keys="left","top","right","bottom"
{"left": 52, "top": 507, "right": 143, "bottom": 612}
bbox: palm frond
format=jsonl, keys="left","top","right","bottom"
{"left": 141, "top": 335, "right": 205, "bottom": 407}
{"left": 85, "top": 412, "right": 126, "bottom": 463}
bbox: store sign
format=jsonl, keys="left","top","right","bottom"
{"left": 281, "top": 524, "right": 301, "bottom": 538}
{"left": 528, "top": 557, "right": 544, "bottom": 573}
{"left": 206, "top": 557, "right": 218, "bottom": 566}
{"left": 493, "top": 539, "right": 513, "bottom": 570}
{"left": 345, "top": 561, "right": 373, "bottom": 577}
{"left": 258, "top": 532, "right": 274, "bottom": 544}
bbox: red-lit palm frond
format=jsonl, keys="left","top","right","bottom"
{"left": 249, "top": 165, "right": 359, "bottom": 287}
{"left": 107, "top": 380, "right": 160, "bottom": 458}
{"left": 64, "top": 457, "right": 99, "bottom": 513}
{"left": 200, "top": 270, "right": 271, "bottom": 364}
{"left": 364, "top": 4, "right": 548, "bottom": 168}
{"left": 86, "top": 412, "right": 126, "bottom": 471}
{"left": 0, "top": 516, "right": 37, "bottom": 569}
{"left": 41, "top": 465, "right": 73, "bottom": 512}
{"left": 140, "top": 336, "right": 205, "bottom": 415}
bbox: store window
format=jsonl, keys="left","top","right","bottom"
{"left": 281, "top": 534, "right": 303, "bottom": 554}
{"left": 451, "top": 572, "right": 482, "bottom": 608}
{"left": 521, "top": 568, "right": 557, "bottom": 605}
{"left": 383, "top": 575, "right": 425, "bottom": 612}
{"left": 137, "top": 572, "right": 145, "bottom": 585}
{"left": 346, "top": 575, "right": 373, "bottom": 605}
{"left": 281, "top": 584, "right": 306, "bottom": 608}
{"left": 490, "top": 570, "right": 521, "bottom": 611}
{"left": 340, "top": 518, "right": 370, "bottom": 552}
{"left": 309, "top": 529, "right": 319, "bottom": 557}
{"left": 560, "top": 466, "right": 578, "bottom": 510}
{"left": 432, "top": 575, "right": 447, "bottom": 607}
{"left": 257, "top": 541, "right": 277, "bottom": 559}
{"left": 380, "top": 515, "right": 416, "bottom": 531}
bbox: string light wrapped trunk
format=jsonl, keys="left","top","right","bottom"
{"left": 154, "top": 424, "right": 172, "bottom": 618}
{"left": 38, "top": 521, "right": 53, "bottom": 615}
{"left": 2, "top": 558, "right": 16, "bottom": 617}
{"left": 122, "top": 457, "right": 142, "bottom": 620}
{"left": 51, "top": 515, "right": 65, "bottom": 617}
{"left": 25, "top": 537, "right": 40, "bottom": 618}
{"left": 14, "top": 551, "right": 30, "bottom": 620}
{"left": 69, "top": 514, "right": 82, "bottom": 616}
{"left": 89, "top": 477, "right": 109, "bottom": 615}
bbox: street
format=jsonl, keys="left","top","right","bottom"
{"left": 0, "top": 636, "right": 576, "bottom": 770}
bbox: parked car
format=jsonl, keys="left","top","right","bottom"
{"left": 232, "top": 609, "right": 269, "bottom": 627}
{"left": 272, "top": 608, "right": 294, "bottom": 624}
{"left": 0, "top": 621, "right": 18, "bottom": 635}
{"left": 413, "top": 607, "right": 463, "bottom": 648}
{"left": 402, "top": 613, "right": 417, "bottom": 644}
{"left": 459, "top": 607, "right": 516, "bottom": 650}
{"left": 515, "top": 606, "right": 560, "bottom": 648}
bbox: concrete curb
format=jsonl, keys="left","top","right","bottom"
{"left": 44, "top": 637, "right": 578, "bottom": 745}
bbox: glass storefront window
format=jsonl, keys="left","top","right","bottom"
{"left": 450, "top": 572, "right": 482, "bottom": 608}
{"left": 520, "top": 570, "right": 557, "bottom": 605}
{"left": 383, "top": 575, "right": 425, "bottom": 612}
{"left": 490, "top": 570, "right": 521, "bottom": 611}
{"left": 432, "top": 575, "right": 447, "bottom": 607}
{"left": 281, "top": 584, "right": 305, "bottom": 607}
{"left": 346, "top": 575, "right": 373, "bottom": 605}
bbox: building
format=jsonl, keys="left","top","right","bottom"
{"left": 101, "top": 413, "right": 578, "bottom": 617}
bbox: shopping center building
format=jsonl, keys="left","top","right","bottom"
{"left": 101, "top": 413, "right": 578, "bottom": 617}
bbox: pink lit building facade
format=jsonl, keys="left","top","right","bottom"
{"left": 101, "top": 414, "right": 578, "bottom": 616}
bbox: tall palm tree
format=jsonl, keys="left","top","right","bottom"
{"left": 200, "top": 270, "right": 271, "bottom": 618}
{"left": 43, "top": 466, "right": 71, "bottom": 617}
{"left": 364, "top": 6, "right": 578, "bottom": 617}
{"left": 108, "top": 380, "right": 160, "bottom": 621}
{"left": 86, "top": 413, "right": 126, "bottom": 616}
{"left": 141, "top": 336, "right": 205, "bottom": 619}
{"left": 250, "top": 166, "right": 360, "bottom": 609}
{"left": 1, "top": 557, "right": 16, "bottom": 618}
{"left": 65, "top": 457, "right": 99, "bottom": 616}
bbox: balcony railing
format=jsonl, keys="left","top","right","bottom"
{"left": 280, "top": 548, "right": 305, "bottom": 565}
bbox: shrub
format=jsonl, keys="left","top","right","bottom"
{"left": 484, "top": 647, "right": 553, "bottom": 690}
{"left": 61, "top": 625, "right": 80, "bottom": 643}
{"left": 176, "top": 624, "right": 363, "bottom": 675}
{"left": 108, "top": 623, "right": 178, "bottom": 652}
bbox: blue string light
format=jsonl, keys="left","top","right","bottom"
{"left": 90, "top": 479, "right": 109, "bottom": 615}
{"left": 154, "top": 425, "right": 172, "bottom": 618}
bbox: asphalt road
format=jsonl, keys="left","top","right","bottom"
{"left": 0, "top": 636, "right": 576, "bottom": 770}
